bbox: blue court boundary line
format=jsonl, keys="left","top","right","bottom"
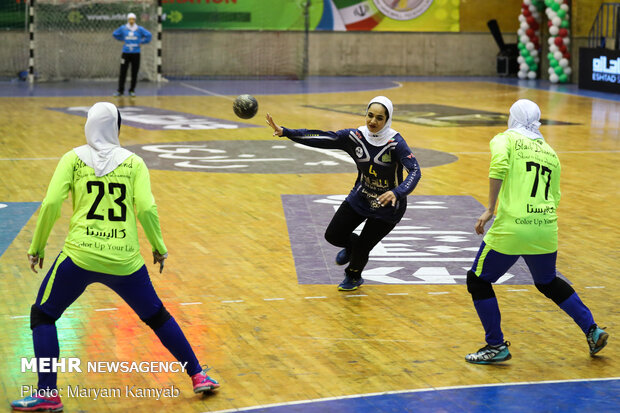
{"left": 206, "top": 376, "right": 620, "bottom": 413}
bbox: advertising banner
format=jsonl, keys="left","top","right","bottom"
{"left": 162, "top": 0, "right": 460, "bottom": 32}
{"left": 578, "top": 47, "right": 620, "bottom": 94}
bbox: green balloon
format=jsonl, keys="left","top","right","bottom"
{"left": 518, "top": 42, "right": 525, "bottom": 50}
{"left": 550, "top": 58, "right": 558, "bottom": 67}
{"left": 531, "top": 63, "right": 539, "bottom": 71}
{"left": 547, "top": 52, "right": 554, "bottom": 60}
{"left": 561, "top": 20, "right": 569, "bottom": 29}
{"left": 557, "top": 9, "right": 566, "bottom": 18}
{"left": 526, "top": 56, "right": 534, "bottom": 65}
{"left": 521, "top": 48, "right": 530, "bottom": 57}
{"left": 559, "top": 73, "right": 568, "bottom": 83}
{"left": 555, "top": 66, "right": 564, "bottom": 75}
{"left": 551, "top": 3, "right": 560, "bottom": 12}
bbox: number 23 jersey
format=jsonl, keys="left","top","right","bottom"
{"left": 484, "top": 130, "right": 561, "bottom": 255}
{"left": 28, "top": 151, "right": 167, "bottom": 275}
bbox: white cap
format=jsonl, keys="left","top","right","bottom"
{"left": 127, "top": 13, "right": 136, "bottom": 20}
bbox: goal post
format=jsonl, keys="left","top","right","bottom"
{"left": 30, "top": 0, "right": 160, "bottom": 82}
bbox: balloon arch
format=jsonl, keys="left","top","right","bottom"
{"left": 517, "top": 0, "right": 571, "bottom": 83}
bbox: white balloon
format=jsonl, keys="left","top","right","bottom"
{"left": 520, "top": 22, "right": 530, "bottom": 31}
{"left": 532, "top": 12, "right": 540, "bottom": 20}
{"left": 550, "top": 73, "right": 559, "bottom": 83}
{"left": 524, "top": 0, "right": 531, "bottom": 5}
{"left": 529, "top": 5, "right": 537, "bottom": 13}
{"left": 560, "top": 4, "right": 569, "bottom": 11}
{"left": 548, "top": 67, "right": 556, "bottom": 75}
{"left": 518, "top": 56, "right": 525, "bottom": 64}
{"left": 518, "top": 29, "right": 525, "bottom": 37}
{"left": 563, "top": 37, "right": 570, "bottom": 45}
{"left": 552, "top": 17, "right": 562, "bottom": 26}
{"left": 521, "top": 35, "right": 530, "bottom": 44}
{"left": 531, "top": 49, "right": 539, "bottom": 57}
{"left": 526, "top": 42, "right": 535, "bottom": 51}
{"left": 527, "top": 71, "right": 537, "bottom": 79}
{"left": 548, "top": 37, "right": 555, "bottom": 45}
{"left": 559, "top": 58, "right": 569, "bottom": 67}
{"left": 520, "top": 62, "right": 530, "bottom": 71}
{"left": 549, "top": 26, "right": 559, "bottom": 36}
{"left": 518, "top": 15, "right": 526, "bottom": 23}
{"left": 518, "top": 71, "right": 527, "bottom": 79}
{"left": 550, "top": 44, "right": 559, "bottom": 53}
{"left": 564, "top": 66, "right": 572, "bottom": 75}
{"left": 555, "top": 0, "right": 563, "bottom": 4}
{"left": 553, "top": 51, "right": 563, "bottom": 60}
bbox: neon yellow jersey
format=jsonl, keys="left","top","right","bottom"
{"left": 28, "top": 151, "right": 167, "bottom": 275}
{"left": 483, "top": 130, "right": 561, "bottom": 255}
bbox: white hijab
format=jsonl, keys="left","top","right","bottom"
{"left": 126, "top": 13, "right": 138, "bottom": 31}
{"left": 74, "top": 102, "right": 133, "bottom": 177}
{"left": 358, "top": 96, "right": 398, "bottom": 146}
{"left": 507, "top": 99, "right": 543, "bottom": 140}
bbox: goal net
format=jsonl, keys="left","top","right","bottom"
{"left": 33, "top": 0, "right": 157, "bottom": 81}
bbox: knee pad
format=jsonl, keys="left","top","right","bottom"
{"left": 30, "top": 305, "right": 57, "bottom": 330}
{"left": 141, "top": 305, "right": 171, "bottom": 331}
{"left": 535, "top": 277, "right": 575, "bottom": 305}
{"left": 466, "top": 271, "right": 496, "bottom": 300}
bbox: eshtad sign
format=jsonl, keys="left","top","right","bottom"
{"left": 579, "top": 47, "right": 620, "bottom": 93}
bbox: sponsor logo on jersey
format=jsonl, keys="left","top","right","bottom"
{"left": 355, "top": 147, "right": 364, "bottom": 158}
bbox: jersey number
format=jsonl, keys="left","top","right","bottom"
{"left": 86, "top": 181, "right": 127, "bottom": 222}
{"left": 525, "top": 161, "right": 552, "bottom": 200}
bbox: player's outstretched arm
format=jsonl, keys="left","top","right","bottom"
{"left": 265, "top": 113, "right": 283, "bottom": 136}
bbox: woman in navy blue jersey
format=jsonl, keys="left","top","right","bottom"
{"left": 266, "top": 96, "right": 421, "bottom": 290}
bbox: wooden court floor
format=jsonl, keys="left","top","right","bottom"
{"left": 0, "top": 79, "right": 618, "bottom": 412}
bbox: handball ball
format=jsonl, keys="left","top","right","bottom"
{"left": 233, "top": 94, "right": 258, "bottom": 119}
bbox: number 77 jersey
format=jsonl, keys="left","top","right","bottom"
{"left": 483, "top": 130, "right": 562, "bottom": 255}
{"left": 28, "top": 151, "right": 167, "bottom": 275}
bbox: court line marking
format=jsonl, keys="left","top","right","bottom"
{"left": 263, "top": 298, "right": 285, "bottom": 301}
{"left": 386, "top": 292, "right": 409, "bottom": 296}
{"left": 179, "top": 82, "right": 235, "bottom": 100}
{"left": 289, "top": 336, "right": 416, "bottom": 343}
{"left": 10, "top": 315, "right": 29, "bottom": 319}
{"left": 205, "top": 376, "right": 620, "bottom": 413}
{"left": 344, "top": 294, "right": 367, "bottom": 298}
{"left": 585, "top": 286, "right": 605, "bottom": 289}
{"left": 94, "top": 308, "right": 118, "bottom": 312}
{"left": 304, "top": 296, "right": 327, "bottom": 299}
{"left": 0, "top": 157, "right": 61, "bottom": 161}
{"left": 180, "top": 302, "right": 203, "bottom": 306}
{"left": 221, "top": 300, "right": 244, "bottom": 303}
{"left": 506, "top": 289, "right": 529, "bottom": 292}
{"left": 428, "top": 292, "right": 450, "bottom": 295}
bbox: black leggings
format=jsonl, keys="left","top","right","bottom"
{"left": 118, "top": 52, "right": 140, "bottom": 93}
{"left": 324, "top": 201, "right": 396, "bottom": 274}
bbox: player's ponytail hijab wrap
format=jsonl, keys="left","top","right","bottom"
{"left": 74, "top": 102, "right": 133, "bottom": 177}
{"left": 359, "top": 96, "right": 398, "bottom": 146}
{"left": 507, "top": 99, "right": 543, "bottom": 140}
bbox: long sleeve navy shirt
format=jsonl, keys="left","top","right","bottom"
{"left": 282, "top": 127, "right": 421, "bottom": 223}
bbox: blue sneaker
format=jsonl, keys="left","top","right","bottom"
{"left": 335, "top": 248, "right": 351, "bottom": 265}
{"left": 338, "top": 275, "right": 364, "bottom": 291}
{"left": 11, "top": 393, "right": 63, "bottom": 411}
{"left": 465, "top": 341, "right": 511, "bottom": 364}
{"left": 587, "top": 325, "right": 609, "bottom": 355}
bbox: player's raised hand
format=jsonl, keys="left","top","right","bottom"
{"left": 28, "top": 253, "right": 43, "bottom": 274}
{"left": 265, "top": 113, "right": 283, "bottom": 137}
{"left": 153, "top": 251, "right": 168, "bottom": 273}
{"left": 475, "top": 210, "right": 494, "bottom": 235}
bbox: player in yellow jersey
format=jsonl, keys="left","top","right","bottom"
{"left": 11, "top": 103, "right": 219, "bottom": 412}
{"left": 465, "top": 99, "right": 609, "bottom": 364}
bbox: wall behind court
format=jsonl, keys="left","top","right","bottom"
{"left": 0, "top": 1, "right": 611, "bottom": 79}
